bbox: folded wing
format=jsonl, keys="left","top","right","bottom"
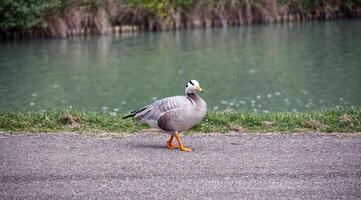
{"left": 127, "top": 96, "right": 192, "bottom": 129}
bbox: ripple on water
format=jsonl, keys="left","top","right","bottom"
{"left": 300, "top": 89, "right": 308, "bottom": 95}
{"left": 248, "top": 69, "right": 256, "bottom": 74}
{"left": 221, "top": 100, "right": 228, "bottom": 105}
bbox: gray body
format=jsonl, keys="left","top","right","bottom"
{"left": 131, "top": 93, "right": 207, "bottom": 133}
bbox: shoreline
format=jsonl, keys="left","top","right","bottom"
{"left": 1, "top": 107, "right": 360, "bottom": 134}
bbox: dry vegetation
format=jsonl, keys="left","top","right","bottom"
{"left": 1, "top": 0, "right": 361, "bottom": 39}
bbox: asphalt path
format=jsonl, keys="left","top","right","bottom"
{"left": 1, "top": 133, "right": 361, "bottom": 199}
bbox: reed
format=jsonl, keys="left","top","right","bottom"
{"left": 1, "top": 0, "right": 361, "bottom": 39}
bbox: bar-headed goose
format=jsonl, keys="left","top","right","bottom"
{"left": 123, "top": 80, "right": 207, "bottom": 152}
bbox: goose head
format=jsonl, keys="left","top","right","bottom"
{"left": 185, "top": 80, "right": 203, "bottom": 94}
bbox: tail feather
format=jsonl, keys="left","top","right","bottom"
{"left": 122, "top": 106, "right": 148, "bottom": 119}
{"left": 122, "top": 114, "right": 135, "bottom": 119}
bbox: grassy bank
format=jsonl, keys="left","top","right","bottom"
{"left": 1, "top": 0, "right": 361, "bottom": 39}
{"left": 0, "top": 107, "right": 360, "bottom": 134}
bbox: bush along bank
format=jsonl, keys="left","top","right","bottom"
{"left": 1, "top": 0, "right": 361, "bottom": 39}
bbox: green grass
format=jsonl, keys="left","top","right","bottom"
{"left": 0, "top": 107, "right": 360, "bottom": 134}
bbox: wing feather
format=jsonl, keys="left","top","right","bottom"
{"left": 157, "top": 107, "right": 181, "bottom": 131}
{"left": 132, "top": 96, "right": 192, "bottom": 128}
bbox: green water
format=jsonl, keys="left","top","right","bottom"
{"left": 0, "top": 20, "right": 360, "bottom": 113}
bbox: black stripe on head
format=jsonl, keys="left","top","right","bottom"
{"left": 189, "top": 80, "right": 194, "bottom": 85}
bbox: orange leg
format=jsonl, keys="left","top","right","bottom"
{"left": 174, "top": 132, "right": 192, "bottom": 152}
{"left": 166, "top": 134, "right": 178, "bottom": 149}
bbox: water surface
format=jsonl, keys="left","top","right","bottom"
{"left": 1, "top": 20, "right": 360, "bottom": 113}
